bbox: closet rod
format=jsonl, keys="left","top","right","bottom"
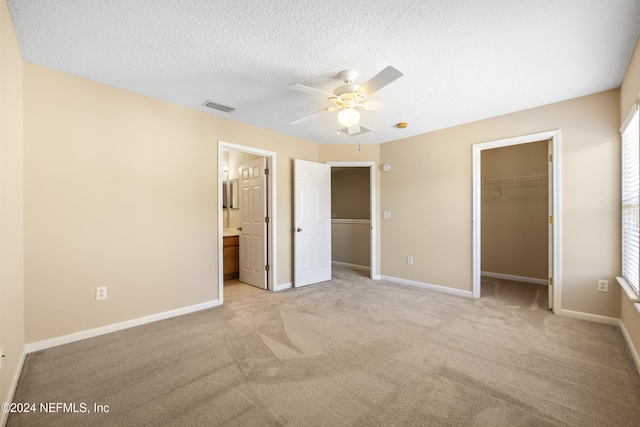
{"left": 481, "top": 174, "right": 548, "bottom": 184}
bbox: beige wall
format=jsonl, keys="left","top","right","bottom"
{"left": 0, "top": 0, "right": 25, "bottom": 418}
{"left": 620, "top": 35, "right": 640, "bottom": 364}
{"left": 481, "top": 141, "right": 548, "bottom": 279}
{"left": 23, "top": 63, "right": 318, "bottom": 343}
{"left": 331, "top": 168, "right": 370, "bottom": 219}
{"left": 331, "top": 222, "right": 371, "bottom": 268}
{"left": 381, "top": 89, "right": 621, "bottom": 318}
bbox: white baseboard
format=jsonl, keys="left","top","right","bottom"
{"left": 554, "top": 308, "right": 620, "bottom": 325}
{"left": 380, "top": 275, "right": 473, "bottom": 299}
{"left": 1, "top": 347, "right": 26, "bottom": 427}
{"left": 481, "top": 271, "right": 548, "bottom": 285}
{"left": 619, "top": 319, "right": 640, "bottom": 376}
{"left": 274, "top": 282, "right": 292, "bottom": 292}
{"left": 332, "top": 261, "right": 371, "bottom": 272}
{"left": 25, "top": 299, "right": 222, "bottom": 353}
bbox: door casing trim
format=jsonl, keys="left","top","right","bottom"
{"left": 472, "top": 130, "right": 561, "bottom": 311}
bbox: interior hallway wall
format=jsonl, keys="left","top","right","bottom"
{"left": 331, "top": 167, "right": 371, "bottom": 269}
{"left": 331, "top": 168, "right": 370, "bottom": 219}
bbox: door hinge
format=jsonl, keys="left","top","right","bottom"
{"left": 265, "top": 168, "right": 270, "bottom": 175}
{"left": 549, "top": 154, "right": 553, "bottom": 162}
{"left": 265, "top": 264, "right": 270, "bottom": 271}
{"left": 549, "top": 277, "right": 553, "bottom": 286}
{"left": 265, "top": 216, "right": 270, "bottom": 223}
{"left": 549, "top": 215, "right": 553, "bottom": 224}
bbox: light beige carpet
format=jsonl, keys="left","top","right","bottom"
{"left": 8, "top": 268, "right": 640, "bottom": 426}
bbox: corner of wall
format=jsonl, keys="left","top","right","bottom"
{"left": 0, "top": 0, "right": 26, "bottom": 422}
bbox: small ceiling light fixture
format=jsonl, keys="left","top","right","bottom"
{"left": 338, "top": 107, "right": 360, "bottom": 128}
{"left": 397, "top": 122, "right": 407, "bottom": 129}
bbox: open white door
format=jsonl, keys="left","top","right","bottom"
{"left": 294, "top": 159, "right": 332, "bottom": 287}
{"left": 239, "top": 157, "right": 267, "bottom": 289}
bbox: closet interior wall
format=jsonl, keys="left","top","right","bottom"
{"left": 481, "top": 140, "right": 549, "bottom": 281}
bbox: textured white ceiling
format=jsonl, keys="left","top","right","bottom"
{"left": 7, "top": 0, "right": 640, "bottom": 144}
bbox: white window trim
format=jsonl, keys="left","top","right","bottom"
{"left": 620, "top": 101, "right": 640, "bottom": 296}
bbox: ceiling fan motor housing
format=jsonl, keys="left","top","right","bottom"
{"left": 338, "top": 69, "right": 358, "bottom": 84}
{"left": 333, "top": 84, "right": 360, "bottom": 96}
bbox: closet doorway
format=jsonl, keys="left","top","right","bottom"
{"left": 326, "top": 161, "right": 377, "bottom": 279}
{"left": 472, "top": 130, "right": 560, "bottom": 311}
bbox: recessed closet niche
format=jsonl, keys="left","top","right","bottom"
{"left": 481, "top": 140, "right": 549, "bottom": 282}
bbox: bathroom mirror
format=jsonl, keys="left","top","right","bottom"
{"left": 223, "top": 178, "right": 239, "bottom": 209}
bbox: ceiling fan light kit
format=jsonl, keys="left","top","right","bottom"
{"left": 288, "top": 66, "right": 403, "bottom": 135}
{"left": 338, "top": 107, "right": 360, "bottom": 127}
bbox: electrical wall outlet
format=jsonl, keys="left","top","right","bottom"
{"left": 407, "top": 256, "right": 413, "bottom": 265}
{"left": 383, "top": 211, "right": 391, "bottom": 219}
{"left": 597, "top": 279, "right": 609, "bottom": 293}
{"left": 96, "top": 286, "right": 107, "bottom": 300}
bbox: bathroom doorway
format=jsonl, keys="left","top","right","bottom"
{"left": 218, "top": 141, "right": 277, "bottom": 302}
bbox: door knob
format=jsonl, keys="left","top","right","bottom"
{"left": 296, "top": 228, "right": 302, "bottom": 232}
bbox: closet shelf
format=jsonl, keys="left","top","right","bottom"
{"left": 482, "top": 175, "right": 547, "bottom": 197}
{"left": 482, "top": 174, "right": 548, "bottom": 184}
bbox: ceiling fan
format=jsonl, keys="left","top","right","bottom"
{"left": 287, "top": 66, "right": 403, "bottom": 135}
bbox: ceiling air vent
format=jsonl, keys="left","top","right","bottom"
{"left": 202, "top": 100, "right": 235, "bottom": 113}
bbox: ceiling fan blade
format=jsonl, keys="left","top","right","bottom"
{"left": 288, "top": 108, "right": 328, "bottom": 125}
{"left": 287, "top": 84, "right": 336, "bottom": 98}
{"left": 356, "top": 66, "right": 403, "bottom": 97}
{"left": 347, "top": 124, "right": 361, "bottom": 135}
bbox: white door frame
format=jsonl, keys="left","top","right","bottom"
{"left": 472, "top": 130, "right": 561, "bottom": 311}
{"left": 325, "top": 161, "right": 377, "bottom": 279}
{"left": 218, "top": 141, "right": 277, "bottom": 302}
